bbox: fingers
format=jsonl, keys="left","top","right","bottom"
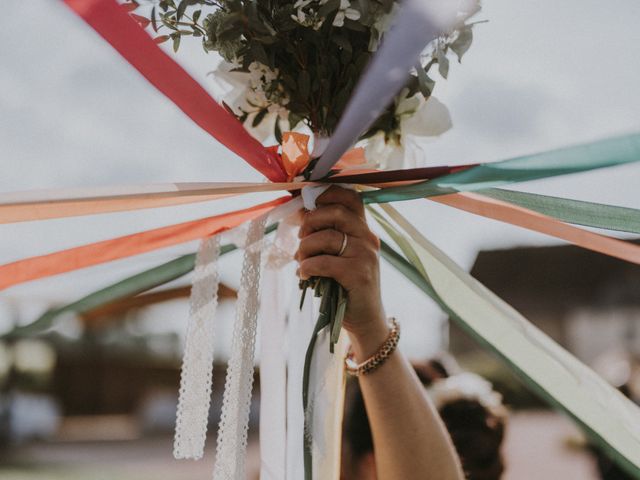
{"left": 297, "top": 229, "right": 369, "bottom": 262}
{"left": 298, "top": 255, "right": 343, "bottom": 281}
{"left": 296, "top": 186, "right": 379, "bottom": 289}
{"left": 296, "top": 229, "right": 345, "bottom": 260}
{"left": 299, "top": 204, "right": 369, "bottom": 238}
{"left": 298, "top": 251, "right": 379, "bottom": 290}
{"left": 316, "top": 186, "right": 364, "bottom": 218}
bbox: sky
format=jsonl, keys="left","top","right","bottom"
{"left": 0, "top": 0, "right": 639, "bottom": 357}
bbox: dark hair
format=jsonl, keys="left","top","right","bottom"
{"left": 343, "top": 359, "right": 507, "bottom": 480}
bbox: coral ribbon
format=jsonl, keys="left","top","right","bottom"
{"left": 432, "top": 192, "right": 640, "bottom": 265}
{"left": 0, "top": 197, "right": 289, "bottom": 291}
{"left": 63, "top": 0, "right": 286, "bottom": 182}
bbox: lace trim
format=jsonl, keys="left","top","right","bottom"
{"left": 213, "top": 214, "right": 268, "bottom": 480}
{"left": 174, "top": 235, "right": 221, "bottom": 460}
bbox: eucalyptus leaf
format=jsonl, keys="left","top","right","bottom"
{"left": 416, "top": 63, "right": 435, "bottom": 98}
{"left": 176, "top": 0, "right": 188, "bottom": 21}
{"left": 151, "top": 6, "right": 159, "bottom": 32}
{"left": 252, "top": 108, "right": 268, "bottom": 127}
{"left": 450, "top": 26, "right": 473, "bottom": 62}
{"left": 436, "top": 45, "right": 449, "bottom": 79}
{"left": 274, "top": 117, "right": 283, "bottom": 144}
{"left": 172, "top": 33, "right": 181, "bottom": 52}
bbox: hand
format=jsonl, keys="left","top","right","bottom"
{"left": 295, "top": 186, "right": 390, "bottom": 360}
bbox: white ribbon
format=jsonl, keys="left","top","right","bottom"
{"left": 309, "top": 328, "right": 349, "bottom": 478}
{"left": 259, "top": 219, "right": 299, "bottom": 480}
{"left": 213, "top": 214, "right": 268, "bottom": 480}
{"left": 174, "top": 235, "right": 221, "bottom": 459}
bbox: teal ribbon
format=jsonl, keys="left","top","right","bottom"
{"left": 363, "top": 133, "right": 640, "bottom": 204}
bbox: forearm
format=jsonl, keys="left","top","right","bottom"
{"left": 350, "top": 318, "right": 464, "bottom": 480}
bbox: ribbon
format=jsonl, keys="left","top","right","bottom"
{"left": 63, "top": 0, "right": 286, "bottom": 182}
{"left": 0, "top": 166, "right": 473, "bottom": 224}
{"left": 279, "top": 132, "right": 368, "bottom": 182}
{"left": 431, "top": 192, "right": 640, "bottom": 265}
{"left": 478, "top": 188, "right": 640, "bottom": 235}
{"left": 0, "top": 182, "right": 300, "bottom": 224}
{"left": 371, "top": 204, "right": 640, "bottom": 478}
{"left": 213, "top": 214, "right": 268, "bottom": 480}
{"left": 259, "top": 221, "right": 299, "bottom": 480}
{"left": 174, "top": 235, "right": 222, "bottom": 460}
{"left": 0, "top": 197, "right": 289, "bottom": 291}
{"left": 363, "top": 133, "right": 640, "bottom": 204}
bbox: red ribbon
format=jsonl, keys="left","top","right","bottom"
{"left": 63, "top": 0, "right": 286, "bottom": 182}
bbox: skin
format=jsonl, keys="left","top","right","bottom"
{"left": 295, "top": 186, "right": 464, "bottom": 480}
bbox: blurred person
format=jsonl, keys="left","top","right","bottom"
{"left": 342, "top": 359, "right": 508, "bottom": 480}
{"left": 592, "top": 351, "right": 640, "bottom": 480}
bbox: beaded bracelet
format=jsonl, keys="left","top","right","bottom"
{"left": 345, "top": 318, "right": 400, "bottom": 377}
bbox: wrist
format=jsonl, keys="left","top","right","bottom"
{"left": 348, "top": 315, "right": 392, "bottom": 362}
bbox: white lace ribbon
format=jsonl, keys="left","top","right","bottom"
{"left": 174, "top": 235, "right": 221, "bottom": 460}
{"left": 213, "top": 214, "right": 268, "bottom": 480}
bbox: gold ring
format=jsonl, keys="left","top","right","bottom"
{"left": 338, "top": 232, "right": 348, "bottom": 257}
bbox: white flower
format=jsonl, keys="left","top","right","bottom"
{"left": 333, "top": 0, "right": 361, "bottom": 27}
{"left": 291, "top": 0, "right": 325, "bottom": 29}
{"left": 364, "top": 89, "right": 452, "bottom": 169}
{"left": 209, "top": 61, "right": 250, "bottom": 113}
{"left": 369, "top": 3, "right": 399, "bottom": 51}
{"left": 211, "top": 61, "right": 289, "bottom": 142}
{"left": 427, "top": 372, "right": 503, "bottom": 410}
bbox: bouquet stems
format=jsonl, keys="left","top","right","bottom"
{"left": 299, "top": 277, "right": 347, "bottom": 354}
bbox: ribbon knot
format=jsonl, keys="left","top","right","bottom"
{"left": 277, "top": 132, "right": 367, "bottom": 182}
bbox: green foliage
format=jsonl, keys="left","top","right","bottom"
{"left": 133, "top": 0, "right": 479, "bottom": 139}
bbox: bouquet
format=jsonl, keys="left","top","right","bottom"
{"left": 133, "top": 0, "right": 481, "bottom": 355}
{"left": 139, "top": 0, "right": 479, "bottom": 168}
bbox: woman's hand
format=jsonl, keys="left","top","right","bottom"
{"left": 295, "top": 186, "right": 389, "bottom": 360}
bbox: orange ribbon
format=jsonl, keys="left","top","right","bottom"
{"left": 0, "top": 197, "right": 289, "bottom": 291}
{"left": 279, "top": 132, "right": 367, "bottom": 181}
{"left": 432, "top": 192, "right": 640, "bottom": 265}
